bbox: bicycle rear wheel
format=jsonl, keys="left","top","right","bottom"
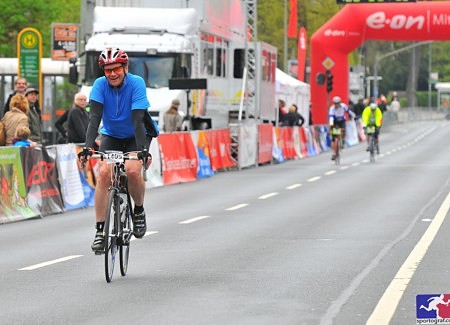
{"left": 120, "top": 199, "right": 132, "bottom": 276}
{"left": 104, "top": 189, "right": 119, "bottom": 283}
{"left": 335, "top": 137, "right": 341, "bottom": 165}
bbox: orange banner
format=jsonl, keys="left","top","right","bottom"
{"left": 158, "top": 133, "right": 198, "bottom": 185}
{"left": 258, "top": 124, "right": 273, "bottom": 164}
{"left": 279, "top": 127, "right": 296, "bottom": 159}
{"left": 206, "top": 129, "right": 235, "bottom": 171}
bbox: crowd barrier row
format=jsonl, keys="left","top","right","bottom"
{"left": 0, "top": 120, "right": 364, "bottom": 224}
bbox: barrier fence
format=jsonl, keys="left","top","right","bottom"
{"left": 1, "top": 122, "right": 364, "bottom": 224}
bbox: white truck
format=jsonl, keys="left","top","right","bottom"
{"left": 70, "top": 0, "right": 277, "bottom": 130}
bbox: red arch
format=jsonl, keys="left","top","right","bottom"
{"left": 310, "top": 2, "right": 450, "bottom": 124}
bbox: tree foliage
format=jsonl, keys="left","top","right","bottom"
{"left": 0, "top": 0, "right": 80, "bottom": 57}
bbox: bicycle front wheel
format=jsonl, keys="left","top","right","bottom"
{"left": 369, "top": 136, "right": 376, "bottom": 163}
{"left": 104, "top": 189, "right": 119, "bottom": 283}
{"left": 120, "top": 200, "right": 132, "bottom": 276}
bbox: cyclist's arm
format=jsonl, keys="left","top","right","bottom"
{"left": 132, "top": 109, "right": 148, "bottom": 151}
{"left": 85, "top": 99, "right": 103, "bottom": 149}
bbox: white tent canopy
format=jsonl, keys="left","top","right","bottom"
{"left": 275, "top": 68, "right": 311, "bottom": 125}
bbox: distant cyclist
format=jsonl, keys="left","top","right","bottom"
{"left": 361, "top": 102, "right": 383, "bottom": 154}
{"left": 328, "top": 96, "right": 355, "bottom": 160}
{"left": 79, "top": 48, "right": 159, "bottom": 253}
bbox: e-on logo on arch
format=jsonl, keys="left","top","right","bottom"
{"left": 417, "top": 294, "right": 450, "bottom": 324}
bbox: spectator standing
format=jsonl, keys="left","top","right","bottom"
{"left": 284, "top": 104, "right": 305, "bottom": 127}
{"left": 3, "top": 77, "right": 28, "bottom": 117}
{"left": 1, "top": 94, "right": 29, "bottom": 146}
{"left": 352, "top": 98, "right": 365, "bottom": 120}
{"left": 25, "top": 88, "right": 42, "bottom": 144}
{"left": 12, "top": 125, "right": 34, "bottom": 147}
{"left": 378, "top": 95, "right": 387, "bottom": 113}
{"left": 163, "top": 99, "right": 183, "bottom": 132}
{"left": 277, "top": 99, "right": 288, "bottom": 126}
{"left": 54, "top": 110, "right": 69, "bottom": 143}
{"left": 67, "top": 93, "right": 89, "bottom": 144}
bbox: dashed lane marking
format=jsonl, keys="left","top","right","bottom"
{"left": 324, "top": 170, "right": 336, "bottom": 176}
{"left": 286, "top": 184, "right": 302, "bottom": 190}
{"left": 225, "top": 203, "right": 249, "bottom": 211}
{"left": 307, "top": 176, "right": 321, "bottom": 182}
{"left": 258, "top": 192, "right": 279, "bottom": 200}
{"left": 19, "top": 255, "right": 83, "bottom": 271}
{"left": 179, "top": 216, "right": 210, "bottom": 224}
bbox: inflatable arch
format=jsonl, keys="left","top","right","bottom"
{"left": 310, "top": 1, "right": 450, "bottom": 124}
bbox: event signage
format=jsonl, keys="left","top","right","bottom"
{"left": 17, "top": 27, "right": 42, "bottom": 89}
{"left": 51, "top": 23, "right": 79, "bottom": 60}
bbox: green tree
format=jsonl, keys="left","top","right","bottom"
{"left": 0, "top": 0, "right": 80, "bottom": 57}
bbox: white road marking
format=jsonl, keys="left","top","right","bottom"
{"left": 366, "top": 191, "right": 450, "bottom": 325}
{"left": 324, "top": 170, "right": 336, "bottom": 176}
{"left": 179, "top": 216, "right": 210, "bottom": 224}
{"left": 131, "top": 230, "right": 159, "bottom": 241}
{"left": 286, "top": 184, "right": 302, "bottom": 190}
{"left": 307, "top": 176, "right": 321, "bottom": 182}
{"left": 258, "top": 192, "right": 278, "bottom": 200}
{"left": 225, "top": 203, "right": 248, "bottom": 211}
{"left": 19, "top": 255, "right": 83, "bottom": 271}
{"left": 352, "top": 162, "right": 360, "bottom": 166}
{"left": 340, "top": 166, "right": 349, "bottom": 170}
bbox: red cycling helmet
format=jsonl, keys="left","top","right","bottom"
{"left": 98, "top": 48, "right": 128, "bottom": 68}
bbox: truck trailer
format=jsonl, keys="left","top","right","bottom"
{"left": 70, "top": 0, "right": 277, "bottom": 131}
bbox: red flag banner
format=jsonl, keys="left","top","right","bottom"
{"left": 287, "top": 0, "right": 298, "bottom": 38}
{"left": 297, "top": 27, "right": 307, "bottom": 81}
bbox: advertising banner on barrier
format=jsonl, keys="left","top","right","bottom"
{"left": 54, "top": 144, "right": 93, "bottom": 210}
{"left": 238, "top": 123, "right": 258, "bottom": 168}
{"left": 0, "top": 147, "right": 38, "bottom": 224}
{"left": 279, "top": 127, "right": 296, "bottom": 159}
{"left": 194, "top": 130, "right": 214, "bottom": 178}
{"left": 206, "top": 129, "right": 235, "bottom": 171}
{"left": 22, "top": 147, "right": 64, "bottom": 216}
{"left": 272, "top": 127, "right": 285, "bottom": 163}
{"left": 258, "top": 124, "right": 273, "bottom": 164}
{"left": 158, "top": 133, "right": 198, "bottom": 185}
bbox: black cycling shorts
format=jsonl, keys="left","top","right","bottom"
{"left": 98, "top": 134, "right": 152, "bottom": 153}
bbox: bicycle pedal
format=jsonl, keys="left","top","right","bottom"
{"left": 94, "top": 251, "right": 104, "bottom": 255}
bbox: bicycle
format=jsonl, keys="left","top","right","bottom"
{"left": 82, "top": 150, "right": 147, "bottom": 282}
{"left": 366, "top": 126, "right": 376, "bottom": 163}
{"left": 330, "top": 126, "right": 343, "bottom": 165}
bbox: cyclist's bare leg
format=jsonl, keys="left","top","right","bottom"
{"left": 94, "top": 160, "right": 112, "bottom": 223}
{"left": 125, "top": 159, "right": 145, "bottom": 206}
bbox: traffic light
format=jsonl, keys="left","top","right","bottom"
{"left": 326, "top": 70, "right": 333, "bottom": 93}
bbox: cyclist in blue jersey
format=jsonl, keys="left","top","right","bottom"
{"left": 79, "top": 48, "right": 159, "bottom": 253}
{"left": 328, "top": 96, "right": 355, "bottom": 160}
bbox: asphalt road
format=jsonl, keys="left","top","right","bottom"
{"left": 0, "top": 120, "right": 449, "bottom": 325}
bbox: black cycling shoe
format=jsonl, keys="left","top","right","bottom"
{"left": 133, "top": 210, "right": 147, "bottom": 238}
{"left": 91, "top": 231, "right": 105, "bottom": 253}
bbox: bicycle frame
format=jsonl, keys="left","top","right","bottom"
{"left": 90, "top": 151, "right": 139, "bottom": 282}
{"left": 366, "top": 126, "right": 376, "bottom": 163}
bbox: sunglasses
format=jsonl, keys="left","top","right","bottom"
{"left": 104, "top": 66, "right": 123, "bottom": 76}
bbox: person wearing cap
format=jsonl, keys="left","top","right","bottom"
{"left": 25, "top": 88, "right": 42, "bottom": 144}
{"left": 163, "top": 99, "right": 183, "bottom": 132}
{"left": 2, "top": 77, "right": 28, "bottom": 117}
{"left": 361, "top": 102, "right": 383, "bottom": 154}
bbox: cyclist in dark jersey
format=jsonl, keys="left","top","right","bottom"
{"left": 79, "top": 48, "right": 159, "bottom": 253}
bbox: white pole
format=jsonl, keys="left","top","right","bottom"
{"left": 239, "top": 66, "right": 248, "bottom": 121}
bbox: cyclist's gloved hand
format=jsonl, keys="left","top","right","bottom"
{"left": 137, "top": 149, "right": 152, "bottom": 169}
{"left": 78, "top": 147, "right": 93, "bottom": 161}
